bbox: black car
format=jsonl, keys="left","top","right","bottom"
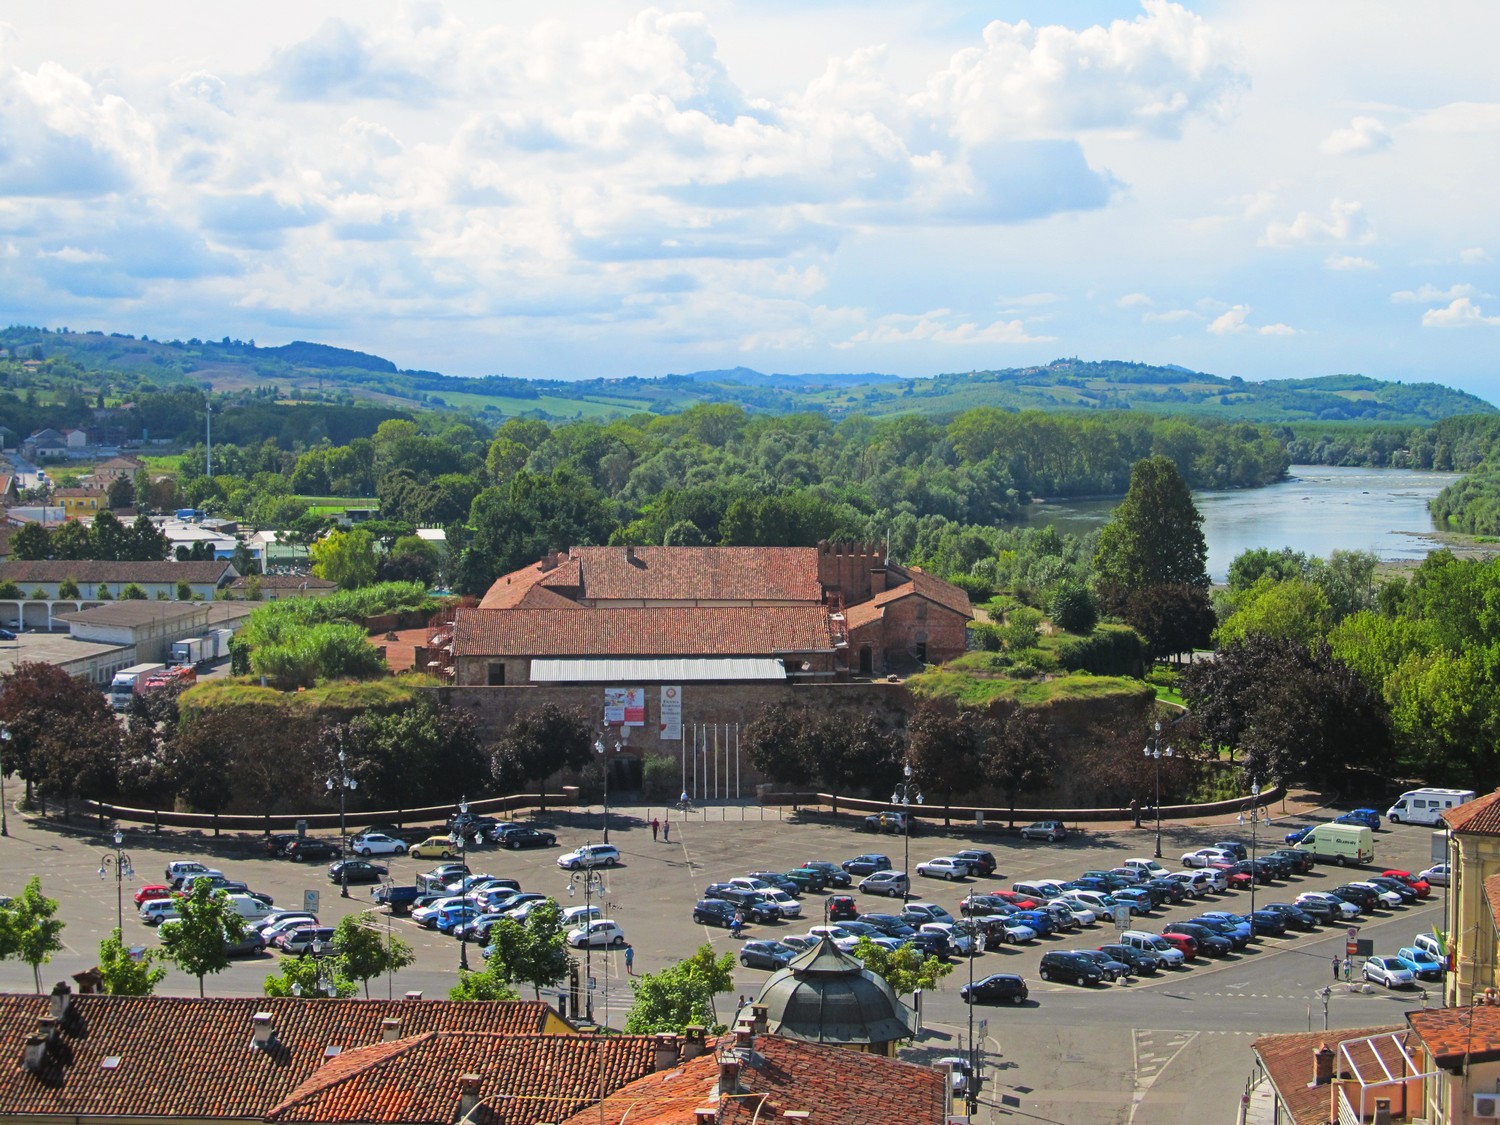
{"left": 1099, "top": 942, "right": 1160, "bottom": 975}
{"left": 694, "top": 898, "right": 742, "bottom": 927}
{"left": 802, "top": 861, "right": 853, "bottom": 888}
{"left": 1078, "top": 949, "right": 1130, "bottom": 982}
{"left": 328, "top": 860, "right": 388, "bottom": 885}
{"left": 841, "top": 854, "right": 892, "bottom": 877}
{"left": 287, "top": 838, "right": 342, "bottom": 863}
{"left": 1228, "top": 860, "right": 1274, "bottom": 886}
{"left": 906, "top": 931, "right": 949, "bottom": 959}
{"left": 1292, "top": 896, "right": 1342, "bottom": 923}
{"left": 1163, "top": 922, "right": 1232, "bottom": 957}
{"left": 1247, "top": 909, "right": 1289, "bottom": 936}
{"left": 1213, "top": 840, "right": 1249, "bottom": 860}
{"left": 701, "top": 886, "right": 782, "bottom": 923}
{"left": 1268, "top": 849, "right": 1317, "bottom": 875}
{"left": 1330, "top": 884, "right": 1378, "bottom": 912}
{"left": 739, "top": 940, "right": 796, "bottom": 970}
{"left": 953, "top": 850, "right": 998, "bottom": 877}
{"left": 1144, "top": 877, "right": 1188, "bottom": 905}
{"left": 1187, "top": 915, "right": 1249, "bottom": 949}
{"left": 961, "top": 973, "right": 1029, "bottom": 1005}
{"left": 449, "top": 812, "right": 500, "bottom": 837}
{"left": 1065, "top": 877, "right": 1113, "bottom": 896}
{"left": 1256, "top": 854, "right": 1297, "bottom": 880}
{"left": 500, "top": 827, "right": 558, "bottom": 850}
{"left": 1259, "top": 902, "right": 1319, "bottom": 930}
{"left": 860, "top": 913, "right": 917, "bottom": 939}
{"left": 959, "top": 894, "right": 1013, "bottom": 918}
{"left": 266, "top": 834, "right": 301, "bottom": 858}
{"left": 1368, "top": 876, "right": 1419, "bottom": 905}
{"left": 1039, "top": 951, "right": 1105, "bottom": 986}
{"left": 826, "top": 895, "right": 859, "bottom": 921}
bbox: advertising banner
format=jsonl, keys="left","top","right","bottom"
{"left": 659, "top": 686, "right": 682, "bottom": 740}
{"left": 604, "top": 687, "right": 646, "bottom": 726}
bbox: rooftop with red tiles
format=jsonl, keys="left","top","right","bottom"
{"left": 1408, "top": 1002, "right": 1500, "bottom": 1068}
{"left": 1445, "top": 788, "right": 1500, "bottom": 835}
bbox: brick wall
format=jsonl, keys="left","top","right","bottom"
{"left": 879, "top": 596, "right": 968, "bottom": 665}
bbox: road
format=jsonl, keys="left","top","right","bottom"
{"left": 0, "top": 799, "right": 1449, "bottom": 1124}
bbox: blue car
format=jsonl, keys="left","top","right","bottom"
{"left": 1395, "top": 946, "right": 1444, "bottom": 981}
{"left": 1336, "top": 809, "right": 1382, "bottom": 831}
{"left": 1284, "top": 826, "right": 1313, "bottom": 845}
{"left": 434, "top": 904, "right": 480, "bottom": 933}
{"left": 1011, "top": 909, "right": 1056, "bottom": 937}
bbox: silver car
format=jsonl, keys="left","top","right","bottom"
{"left": 859, "top": 870, "right": 909, "bottom": 897}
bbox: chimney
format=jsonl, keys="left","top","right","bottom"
{"left": 718, "top": 1056, "right": 741, "bottom": 1096}
{"left": 1371, "top": 1098, "right": 1392, "bottom": 1125}
{"left": 381, "top": 1018, "right": 402, "bottom": 1043}
{"left": 734, "top": 1027, "right": 753, "bottom": 1051}
{"left": 693, "top": 1111, "right": 717, "bottom": 1125}
{"left": 36, "top": 1018, "right": 57, "bottom": 1045}
{"left": 750, "top": 1005, "right": 768, "bottom": 1034}
{"left": 250, "top": 1012, "right": 276, "bottom": 1051}
{"left": 457, "top": 1074, "right": 482, "bottom": 1122}
{"left": 653, "top": 1034, "right": 681, "bottom": 1072}
{"left": 682, "top": 1026, "right": 707, "bottom": 1060}
{"left": 405, "top": 990, "right": 423, "bottom": 1001}
{"left": 21, "top": 1035, "right": 46, "bottom": 1073}
{"left": 1311, "top": 1043, "right": 1335, "bottom": 1086}
{"left": 625, "top": 545, "right": 635, "bottom": 563}
{"left": 49, "top": 983, "right": 72, "bottom": 1022}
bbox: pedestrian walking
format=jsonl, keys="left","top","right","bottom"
{"left": 1343, "top": 957, "right": 1353, "bottom": 982}
{"left": 1332, "top": 955, "right": 1340, "bottom": 980}
{"left": 624, "top": 944, "right": 635, "bottom": 976}
{"left": 662, "top": 820, "right": 671, "bottom": 843}
{"left": 651, "top": 817, "right": 660, "bottom": 842}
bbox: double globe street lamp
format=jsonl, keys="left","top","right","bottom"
{"left": 568, "top": 866, "right": 606, "bottom": 1023}
{"left": 592, "top": 729, "right": 627, "bottom": 844}
{"left": 98, "top": 828, "right": 135, "bottom": 933}
{"left": 325, "top": 737, "right": 358, "bottom": 899}
{"left": 1144, "top": 721, "right": 1173, "bottom": 859}
{"left": 891, "top": 763, "right": 923, "bottom": 903}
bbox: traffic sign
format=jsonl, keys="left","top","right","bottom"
{"left": 304, "top": 890, "right": 319, "bottom": 916}
{"left": 1347, "top": 926, "right": 1359, "bottom": 941}
{"left": 1346, "top": 940, "right": 1358, "bottom": 956}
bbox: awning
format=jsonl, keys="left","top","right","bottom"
{"left": 530, "top": 657, "right": 787, "bottom": 682}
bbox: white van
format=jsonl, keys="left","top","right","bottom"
{"left": 1120, "top": 930, "right": 1185, "bottom": 968}
{"left": 1293, "top": 823, "right": 1374, "bottom": 867}
{"left": 1122, "top": 859, "right": 1169, "bottom": 881}
{"left": 224, "top": 893, "right": 275, "bottom": 923}
{"left": 1385, "top": 788, "right": 1476, "bottom": 826}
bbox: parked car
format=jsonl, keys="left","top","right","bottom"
{"left": 1142, "top": 878, "right": 1187, "bottom": 906}
{"left": 328, "top": 860, "right": 387, "bottom": 885}
{"left": 434, "top": 904, "right": 482, "bottom": 934}
{"left": 1049, "top": 898, "right": 1096, "bottom": 926}
{"left": 1165, "top": 871, "right": 1215, "bottom": 898}
{"left": 1035, "top": 901, "right": 1081, "bottom": 931}
{"left": 862, "top": 811, "right": 918, "bottom": 834}
{"left": 747, "top": 872, "right": 801, "bottom": 896}
{"left": 826, "top": 895, "right": 859, "bottom": 921}
{"left": 978, "top": 917, "right": 1037, "bottom": 947}
{"left": 351, "top": 832, "right": 408, "bottom": 857}
{"left": 1162, "top": 922, "right": 1231, "bottom": 957}
{"left": 557, "top": 844, "right": 620, "bottom": 870}
{"left": 702, "top": 886, "right": 783, "bottom": 923}
{"left": 1181, "top": 848, "right": 1234, "bottom": 868}
{"left": 905, "top": 930, "right": 950, "bottom": 959}
{"left": 694, "top": 899, "right": 741, "bottom": 928}
{"left": 953, "top": 850, "right": 998, "bottom": 876}
{"left": 1365, "top": 876, "right": 1419, "bottom": 905}
{"left": 961, "top": 973, "right": 1029, "bottom": 1005}
{"left": 1382, "top": 870, "right": 1432, "bottom": 897}
{"left": 1213, "top": 840, "right": 1249, "bottom": 860}
{"left": 287, "top": 839, "right": 341, "bottom": 863}
{"left": 805, "top": 925, "right": 861, "bottom": 953}
{"left": 921, "top": 921, "right": 976, "bottom": 956}
{"left": 1341, "top": 808, "right": 1382, "bottom": 831}
{"left": 1283, "top": 826, "right": 1314, "bottom": 845}
{"left": 739, "top": 940, "right": 797, "bottom": 970}
{"left": 1418, "top": 863, "right": 1450, "bottom": 887}
{"left": 1328, "top": 884, "right": 1379, "bottom": 912}
{"left": 1112, "top": 888, "right": 1154, "bottom": 916}
{"left": 164, "top": 860, "right": 214, "bottom": 883}
{"left": 266, "top": 834, "right": 301, "bottom": 858}
{"left": 278, "top": 926, "right": 336, "bottom": 955}
{"left": 499, "top": 827, "right": 558, "bottom": 850}
{"left": 759, "top": 889, "right": 802, "bottom": 918}
{"left": 1020, "top": 821, "right": 1067, "bottom": 842}
{"left": 1010, "top": 909, "right": 1056, "bottom": 938}
{"left": 1396, "top": 946, "right": 1445, "bottom": 981}
{"left": 1268, "top": 849, "right": 1317, "bottom": 875}
{"left": 1078, "top": 949, "right": 1130, "bottom": 982}
{"left": 223, "top": 931, "right": 267, "bottom": 958}
{"left": 1119, "top": 930, "right": 1184, "bottom": 968}
{"left": 1295, "top": 891, "right": 1360, "bottom": 921}
{"left": 1157, "top": 930, "right": 1200, "bottom": 961}
{"left": 842, "top": 854, "right": 892, "bottom": 877}
{"left": 1246, "top": 909, "right": 1289, "bottom": 937}
{"left": 859, "top": 913, "right": 917, "bottom": 939}
{"left": 171, "top": 869, "right": 226, "bottom": 890}
{"left": 915, "top": 857, "right": 970, "bottom": 881}
{"left": 858, "top": 871, "right": 909, "bottom": 898}
{"left": 1257, "top": 902, "right": 1319, "bottom": 931}
{"left": 1190, "top": 913, "right": 1251, "bottom": 948}
{"left": 1012, "top": 880, "right": 1066, "bottom": 902}
{"left": 259, "top": 914, "right": 319, "bottom": 942}
{"left": 134, "top": 884, "right": 172, "bottom": 906}
{"left": 960, "top": 894, "right": 1014, "bottom": 918}
{"left": 899, "top": 902, "right": 957, "bottom": 926}
{"left": 1227, "top": 860, "right": 1274, "bottom": 886}
{"left": 781, "top": 869, "right": 828, "bottom": 893}
{"left": 1038, "top": 950, "right": 1105, "bottom": 986}
{"left": 568, "top": 919, "right": 626, "bottom": 948}
{"left": 802, "top": 861, "right": 853, "bottom": 887}
{"left": 410, "top": 836, "right": 460, "bottom": 860}
{"left": 1363, "top": 956, "right": 1415, "bottom": 988}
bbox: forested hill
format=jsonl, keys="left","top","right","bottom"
{"left": 1, "top": 327, "right": 1490, "bottom": 425}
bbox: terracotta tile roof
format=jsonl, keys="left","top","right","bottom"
{"left": 0, "top": 560, "right": 235, "bottom": 585}
{"left": 1251, "top": 1025, "right": 1405, "bottom": 1125}
{"left": 479, "top": 558, "right": 568, "bottom": 610}
{"left": 1445, "top": 788, "right": 1500, "bottom": 835}
{"left": 569, "top": 546, "right": 823, "bottom": 603}
{"left": 556, "top": 1032, "right": 946, "bottom": 1125}
{"left": 454, "top": 606, "right": 834, "bottom": 658}
{"left": 1408, "top": 1003, "right": 1500, "bottom": 1067}
{"left": 0, "top": 993, "right": 562, "bottom": 1120}
{"left": 267, "top": 1032, "right": 658, "bottom": 1125}
{"left": 901, "top": 568, "right": 974, "bottom": 618}
{"left": 843, "top": 600, "right": 884, "bottom": 630}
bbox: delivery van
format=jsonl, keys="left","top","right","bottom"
{"left": 1385, "top": 788, "right": 1476, "bottom": 826}
{"left": 223, "top": 894, "right": 275, "bottom": 923}
{"left": 1293, "top": 823, "right": 1374, "bottom": 867}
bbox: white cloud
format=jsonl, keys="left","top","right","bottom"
{"left": 1391, "top": 283, "right": 1476, "bottom": 304}
{"left": 1117, "top": 292, "right": 1154, "bottom": 308}
{"left": 1422, "top": 298, "right": 1500, "bottom": 328}
{"left": 38, "top": 245, "right": 106, "bottom": 263}
{"left": 1261, "top": 198, "right": 1372, "bottom": 247}
{"left": 1207, "top": 304, "right": 1250, "bottom": 334}
{"left": 1258, "top": 322, "right": 1296, "bottom": 335}
{"left": 1325, "top": 255, "right": 1377, "bottom": 271}
{"left": 1413, "top": 102, "right": 1500, "bottom": 134}
{"left": 1320, "top": 116, "right": 1392, "bottom": 156}
{"left": 841, "top": 310, "right": 1054, "bottom": 346}
{"left": 1143, "top": 308, "right": 1200, "bottom": 323}
{"left": 1461, "top": 247, "right": 1493, "bottom": 265}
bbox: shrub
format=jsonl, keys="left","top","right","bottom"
{"left": 247, "top": 622, "right": 388, "bottom": 689}
{"left": 0, "top": 581, "right": 20, "bottom": 599}
{"left": 967, "top": 622, "right": 1003, "bottom": 652}
{"left": 120, "top": 584, "right": 148, "bottom": 600}
{"left": 1049, "top": 578, "right": 1098, "bottom": 633}
{"left": 176, "top": 581, "right": 192, "bottom": 601}
{"left": 1056, "top": 625, "right": 1145, "bottom": 676}
{"left": 642, "top": 755, "right": 679, "bottom": 801}
{"left": 999, "top": 607, "right": 1044, "bottom": 651}
{"left": 946, "top": 572, "right": 994, "bottom": 602}
{"left": 57, "top": 578, "right": 80, "bottom": 599}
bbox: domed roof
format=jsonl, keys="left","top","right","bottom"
{"left": 747, "top": 936, "right": 913, "bottom": 1047}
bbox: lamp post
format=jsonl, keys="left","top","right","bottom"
{"left": 97, "top": 828, "right": 134, "bottom": 933}
{"left": 0, "top": 725, "right": 11, "bottom": 838}
{"left": 457, "top": 796, "right": 472, "bottom": 972}
{"left": 1143, "top": 721, "right": 1173, "bottom": 860}
{"left": 1249, "top": 779, "right": 1261, "bottom": 937}
{"left": 593, "top": 728, "right": 625, "bottom": 844}
{"left": 568, "top": 865, "right": 605, "bottom": 1024}
{"left": 891, "top": 763, "right": 923, "bottom": 904}
{"left": 291, "top": 940, "right": 336, "bottom": 997}
{"left": 324, "top": 734, "right": 357, "bottom": 899}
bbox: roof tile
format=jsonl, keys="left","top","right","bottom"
{"left": 1445, "top": 788, "right": 1500, "bottom": 835}
{"left": 0, "top": 560, "right": 235, "bottom": 584}
{"left": 1251, "top": 1025, "right": 1406, "bottom": 1125}
{"left": 1409, "top": 1003, "right": 1500, "bottom": 1067}
{"left": 569, "top": 546, "right": 822, "bottom": 603}
{"left": 455, "top": 606, "right": 834, "bottom": 658}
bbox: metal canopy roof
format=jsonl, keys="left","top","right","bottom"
{"left": 529, "top": 657, "right": 787, "bottom": 682}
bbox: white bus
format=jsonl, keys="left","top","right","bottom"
{"left": 1385, "top": 788, "right": 1476, "bottom": 826}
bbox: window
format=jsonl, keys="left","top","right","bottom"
{"left": 915, "top": 601, "right": 927, "bottom": 621}
{"left": 487, "top": 663, "right": 505, "bottom": 686}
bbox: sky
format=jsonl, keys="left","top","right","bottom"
{"left": 1, "top": 2, "right": 1497, "bottom": 397}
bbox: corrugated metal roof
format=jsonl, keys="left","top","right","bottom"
{"left": 530, "top": 657, "right": 787, "bottom": 682}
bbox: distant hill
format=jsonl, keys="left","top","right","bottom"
{"left": 3, "top": 328, "right": 1491, "bottom": 426}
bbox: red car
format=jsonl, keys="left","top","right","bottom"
{"left": 134, "top": 885, "right": 173, "bottom": 907}
{"left": 994, "top": 891, "right": 1040, "bottom": 910}
{"left": 1208, "top": 863, "right": 1253, "bottom": 890}
{"left": 1159, "top": 931, "right": 1199, "bottom": 960}
{"left": 1382, "top": 870, "right": 1431, "bottom": 898}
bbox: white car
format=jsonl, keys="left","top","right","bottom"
{"left": 1167, "top": 871, "right": 1214, "bottom": 897}
{"left": 726, "top": 877, "right": 774, "bottom": 894}
{"left": 1060, "top": 890, "right": 1112, "bottom": 915}
{"left": 164, "top": 860, "right": 214, "bottom": 884}
{"left": 1419, "top": 863, "right": 1450, "bottom": 887}
{"left": 805, "top": 925, "right": 861, "bottom": 952}
{"left": 557, "top": 845, "right": 620, "bottom": 870}
{"left": 258, "top": 914, "right": 319, "bottom": 942}
{"left": 1348, "top": 881, "right": 1404, "bottom": 909}
{"left": 351, "top": 833, "right": 408, "bottom": 857}
{"left": 412, "top": 896, "right": 467, "bottom": 926}
{"left": 568, "top": 919, "right": 625, "bottom": 948}
{"left": 921, "top": 922, "right": 975, "bottom": 956}
{"left": 1049, "top": 898, "right": 1096, "bottom": 926}
{"left": 760, "top": 889, "right": 802, "bottom": 918}
{"left": 1123, "top": 859, "right": 1169, "bottom": 880}
{"left": 1297, "top": 891, "right": 1361, "bottom": 921}
{"left": 561, "top": 904, "right": 603, "bottom": 927}
{"left": 1181, "top": 848, "right": 1234, "bottom": 868}
{"left": 1363, "top": 956, "right": 1416, "bottom": 989}
{"left": 915, "top": 857, "right": 969, "bottom": 881}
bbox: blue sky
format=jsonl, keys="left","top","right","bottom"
{"left": 1, "top": 2, "right": 1497, "bottom": 399}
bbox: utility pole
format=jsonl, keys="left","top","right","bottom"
{"left": 205, "top": 394, "right": 212, "bottom": 477}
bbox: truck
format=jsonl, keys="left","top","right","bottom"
{"left": 109, "top": 664, "right": 167, "bottom": 710}
{"left": 208, "top": 628, "right": 234, "bottom": 661}
{"left": 1385, "top": 788, "right": 1477, "bottom": 826}
{"left": 169, "top": 636, "right": 210, "bottom": 667}
{"left": 142, "top": 665, "right": 197, "bottom": 693}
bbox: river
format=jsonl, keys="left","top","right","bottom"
{"left": 1021, "top": 465, "right": 1465, "bottom": 582}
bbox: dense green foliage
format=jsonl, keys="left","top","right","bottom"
{"left": 156, "top": 878, "right": 247, "bottom": 996}
{"left": 96, "top": 929, "right": 167, "bottom": 995}
{"left": 624, "top": 945, "right": 736, "bottom": 1034}
{"left": 229, "top": 581, "right": 433, "bottom": 679}
{"left": 0, "top": 877, "right": 66, "bottom": 993}
{"left": 1056, "top": 624, "right": 1144, "bottom": 675}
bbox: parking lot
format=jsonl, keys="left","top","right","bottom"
{"left": 0, "top": 799, "right": 1452, "bottom": 1123}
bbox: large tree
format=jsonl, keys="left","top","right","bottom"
{"left": 1092, "top": 455, "right": 1209, "bottom": 612}
{"left": 309, "top": 529, "right": 378, "bottom": 590}
{"left": 490, "top": 704, "right": 593, "bottom": 806}
{"left": 979, "top": 705, "right": 1057, "bottom": 827}
{"left": 158, "top": 878, "right": 247, "bottom": 996}
{"left": 624, "top": 945, "right": 735, "bottom": 1034}
{"left": 904, "top": 701, "right": 978, "bottom": 826}
{"left": 0, "top": 877, "right": 66, "bottom": 992}
{"left": 0, "top": 661, "right": 120, "bottom": 815}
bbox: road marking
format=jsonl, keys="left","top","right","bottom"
{"left": 1128, "top": 1028, "right": 1197, "bottom": 1125}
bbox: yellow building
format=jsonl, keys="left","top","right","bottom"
{"left": 52, "top": 490, "right": 101, "bottom": 521}
{"left": 1443, "top": 791, "right": 1500, "bottom": 1007}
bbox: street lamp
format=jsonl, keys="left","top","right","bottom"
{"left": 1249, "top": 779, "right": 1261, "bottom": 936}
{"left": 97, "top": 828, "right": 135, "bottom": 933}
{"left": 593, "top": 728, "right": 626, "bottom": 844}
{"left": 568, "top": 865, "right": 606, "bottom": 1023}
{"left": 324, "top": 734, "right": 357, "bottom": 899}
{"left": 0, "top": 725, "right": 11, "bottom": 838}
{"left": 891, "top": 763, "right": 923, "bottom": 904}
{"left": 291, "top": 940, "right": 336, "bottom": 997}
{"left": 457, "top": 797, "right": 472, "bottom": 972}
{"left": 1143, "top": 721, "right": 1173, "bottom": 860}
